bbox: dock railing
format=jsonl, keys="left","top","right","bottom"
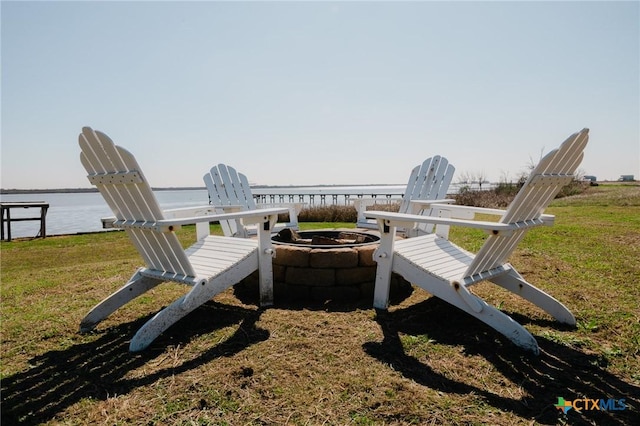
{"left": 1, "top": 201, "right": 49, "bottom": 241}
{"left": 251, "top": 185, "right": 407, "bottom": 206}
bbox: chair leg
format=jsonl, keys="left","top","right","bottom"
{"left": 427, "top": 282, "right": 539, "bottom": 354}
{"left": 396, "top": 263, "right": 540, "bottom": 354}
{"left": 258, "top": 265, "right": 274, "bottom": 307}
{"left": 372, "top": 226, "right": 397, "bottom": 309}
{"left": 490, "top": 269, "right": 576, "bottom": 325}
{"left": 79, "top": 269, "right": 163, "bottom": 332}
{"left": 372, "top": 250, "right": 394, "bottom": 309}
{"left": 130, "top": 273, "right": 243, "bottom": 351}
{"left": 129, "top": 293, "right": 193, "bottom": 352}
{"left": 257, "top": 218, "right": 276, "bottom": 307}
{"left": 467, "top": 297, "right": 540, "bottom": 355}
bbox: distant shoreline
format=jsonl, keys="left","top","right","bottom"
{"left": 5, "top": 181, "right": 634, "bottom": 196}
{"left": 0, "top": 187, "right": 206, "bottom": 195}
{"left": 0, "top": 183, "right": 408, "bottom": 195}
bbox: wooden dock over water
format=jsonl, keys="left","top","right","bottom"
{"left": 0, "top": 201, "right": 49, "bottom": 241}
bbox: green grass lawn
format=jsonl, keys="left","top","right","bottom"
{"left": 1, "top": 185, "right": 639, "bottom": 425}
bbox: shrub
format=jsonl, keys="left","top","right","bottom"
{"left": 280, "top": 179, "right": 589, "bottom": 223}
{"left": 294, "top": 203, "right": 401, "bottom": 223}
{"left": 454, "top": 188, "right": 514, "bottom": 208}
{"left": 556, "top": 180, "right": 590, "bottom": 198}
{"left": 454, "top": 178, "right": 588, "bottom": 208}
{"left": 297, "top": 205, "right": 358, "bottom": 222}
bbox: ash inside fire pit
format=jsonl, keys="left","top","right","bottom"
{"left": 272, "top": 229, "right": 379, "bottom": 248}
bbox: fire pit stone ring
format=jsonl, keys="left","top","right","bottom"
{"left": 245, "top": 228, "right": 412, "bottom": 303}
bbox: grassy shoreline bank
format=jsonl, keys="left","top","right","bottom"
{"left": 2, "top": 184, "right": 639, "bottom": 425}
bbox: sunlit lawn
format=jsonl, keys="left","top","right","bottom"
{"left": 1, "top": 184, "right": 639, "bottom": 425}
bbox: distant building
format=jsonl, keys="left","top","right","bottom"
{"left": 618, "top": 175, "right": 635, "bottom": 182}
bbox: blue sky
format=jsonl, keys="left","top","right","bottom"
{"left": 2, "top": 1, "right": 638, "bottom": 189}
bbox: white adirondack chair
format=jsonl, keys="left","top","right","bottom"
{"left": 77, "top": 127, "right": 288, "bottom": 351}
{"left": 204, "top": 164, "right": 303, "bottom": 238}
{"left": 355, "top": 156, "right": 455, "bottom": 237}
{"left": 365, "top": 129, "right": 589, "bottom": 354}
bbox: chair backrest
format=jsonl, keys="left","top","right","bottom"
{"left": 399, "top": 156, "right": 455, "bottom": 214}
{"left": 464, "top": 128, "right": 589, "bottom": 277}
{"left": 203, "top": 164, "right": 257, "bottom": 237}
{"left": 79, "top": 127, "right": 196, "bottom": 278}
{"left": 399, "top": 156, "right": 455, "bottom": 235}
{"left": 204, "top": 164, "right": 257, "bottom": 210}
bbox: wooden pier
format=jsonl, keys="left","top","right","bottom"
{"left": 0, "top": 201, "right": 49, "bottom": 241}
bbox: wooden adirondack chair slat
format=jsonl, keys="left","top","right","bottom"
{"left": 130, "top": 229, "right": 194, "bottom": 277}
{"left": 396, "top": 234, "right": 472, "bottom": 280}
{"left": 185, "top": 236, "right": 259, "bottom": 276}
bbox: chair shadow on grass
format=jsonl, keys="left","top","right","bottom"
{"left": 1, "top": 302, "right": 269, "bottom": 426}
{"left": 363, "top": 297, "right": 640, "bottom": 425}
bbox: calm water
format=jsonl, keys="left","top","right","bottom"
{"left": 1, "top": 184, "right": 478, "bottom": 239}
{"left": 1, "top": 190, "right": 210, "bottom": 239}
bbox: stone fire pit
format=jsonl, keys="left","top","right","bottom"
{"left": 265, "top": 229, "right": 410, "bottom": 303}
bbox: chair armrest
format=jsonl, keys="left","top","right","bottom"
{"left": 364, "top": 210, "right": 552, "bottom": 236}
{"left": 351, "top": 197, "right": 398, "bottom": 206}
{"left": 408, "top": 199, "right": 456, "bottom": 215}
{"left": 352, "top": 197, "right": 400, "bottom": 227}
{"left": 213, "top": 205, "right": 244, "bottom": 213}
{"left": 257, "top": 202, "right": 306, "bottom": 214}
{"left": 410, "top": 198, "right": 455, "bottom": 207}
{"left": 427, "top": 204, "right": 507, "bottom": 217}
{"left": 101, "top": 205, "right": 242, "bottom": 228}
{"left": 159, "top": 207, "right": 290, "bottom": 228}
{"left": 257, "top": 202, "right": 305, "bottom": 228}
{"left": 101, "top": 217, "right": 117, "bottom": 229}
{"left": 110, "top": 207, "right": 290, "bottom": 232}
{"left": 427, "top": 204, "right": 555, "bottom": 224}
{"left": 162, "top": 205, "right": 218, "bottom": 218}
